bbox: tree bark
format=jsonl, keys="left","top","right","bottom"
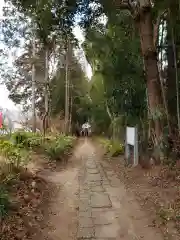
{"left": 69, "top": 93, "right": 73, "bottom": 133}
{"left": 32, "top": 34, "right": 36, "bottom": 133}
{"left": 166, "top": 0, "right": 179, "bottom": 130}
{"left": 166, "top": 26, "right": 177, "bottom": 128}
{"left": 64, "top": 38, "right": 70, "bottom": 134}
{"left": 43, "top": 47, "right": 49, "bottom": 135}
{"left": 138, "top": 4, "right": 163, "bottom": 145}
{"left": 171, "top": 23, "right": 180, "bottom": 133}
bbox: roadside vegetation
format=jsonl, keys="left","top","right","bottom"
{"left": 0, "top": 131, "right": 76, "bottom": 225}
{"left": 98, "top": 137, "right": 124, "bottom": 157}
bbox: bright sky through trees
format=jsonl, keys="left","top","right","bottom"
{"left": 0, "top": 0, "right": 92, "bottom": 111}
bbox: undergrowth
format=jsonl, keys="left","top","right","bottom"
{"left": 98, "top": 137, "right": 124, "bottom": 157}
{"left": 0, "top": 185, "right": 9, "bottom": 218}
{"left": 0, "top": 131, "right": 76, "bottom": 219}
{"left": 45, "top": 135, "right": 75, "bottom": 160}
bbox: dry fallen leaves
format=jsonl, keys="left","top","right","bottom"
{"left": 0, "top": 170, "right": 49, "bottom": 240}
{"left": 102, "top": 156, "right": 180, "bottom": 239}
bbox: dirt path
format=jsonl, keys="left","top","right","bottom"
{"left": 33, "top": 139, "right": 164, "bottom": 240}
{"left": 76, "top": 140, "right": 164, "bottom": 239}
{"left": 32, "top": 148, "right": 82, "bottom": 240}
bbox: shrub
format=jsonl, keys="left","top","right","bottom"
{"left": 108, "top": 141, "right": 124, "bottom": 157}
{"left": 0, "top": 185, "right": 9, "bottom": 218}
{"left": 11, "top": 131, "right": 40, "bottom": 147}
{"left": 45, "top": 135, "right": 75, "bottom": 160}
{"left": 11, "top": 131, "right": 29, "bottom": 145}
{"left": 99, "top": 138, "right": 124, "bottom": 157}
{"left": 0, "top": 140, "right": 29, "bottom": 169}
{"left": 25, "top": 135, "right": 43, "bottom": 149}
{"left": 2, "top": 132, "right": 76, "bottom": 163}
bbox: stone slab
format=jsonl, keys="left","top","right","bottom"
{"left": 86, "top": 163, "right": 97, "bottom": 169}
{"left": 91, "top": 193, "right": 112, "bottom": 208}
{"left": 101, "top": 180, "right": 110, "bottom": 186}
{"left": 91, "top": 186, "right": 105, "bottom": 192}
{"left": 80, "top": 185, "right": 89, "bottom": 190}
{"left": 79, "top": 210, "right": 92, "bottom": 218}
{"left": 78, "top": 227, "right": 94, "bottom": 239}
{"left": 88, "top": 181, "right": 102, "bottom": 187}
{"left": 106, "top": 170, "right": 116, "bottom": 177}
{"left": 95, "top": 224, "right": 120, "bottom": 238}
{"left": 92, "top": 208, "right": 116, "bottom": 214}
{"left": 87, "top": 168, "right": 100, "bottom": 174}
{"left": 86, "top": 174, "right": 101, "bottom": 182}
{"left": 92, "top": 210, "right": 118, "bottom": 225}
{"left": 91, "top": 239, "right": 116, "bottom": 240}
{"left": 79, "top": 217, "right": 93, "bottom": 227}
{"left": 79, "top": 201, "right": 90, "bottom": 212}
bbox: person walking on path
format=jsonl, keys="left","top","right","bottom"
{"left": 81, "top": 122, "right": 91, "bottom": 137}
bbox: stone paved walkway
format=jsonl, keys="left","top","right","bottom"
{"left": 77, "top": 143, "right": 164, "bottom": 240}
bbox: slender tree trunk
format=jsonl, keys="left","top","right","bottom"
{"left": 43, "top": 47, "right": 49, "bottom": 135}
{"left": 166, "top": 3, "right": 179, "bottom": 133}
{"left": 65, "top": 38, "right": 70, "bottom": 134}
{"left": 32, "top": 34, "right": 36, "bottom": 133}
{"left": 105, "top": 101, "right": 116, "bottom": 140}
{"left": 67, "top": 57, "right": 71, "bottom": 133}
{"left": 69, "top": 92, "right": 73, "bottom": 133}
{"left": 158, "top": 18, "right": 171, "bottom": 135}
{"left": 171, "top": 18, "right": 180, "bottom": 132}
{"left": 138, "top": 4, "right": 163, "bottom": 146}
{"left": 167, "top": 30, "right": 176, "bottom": 127}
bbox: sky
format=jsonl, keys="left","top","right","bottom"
{"left": 0, "top": 0, "right": 92, "bottom": 111}
{"left": 0, "top": 0, "right": 17, "bottom": 110}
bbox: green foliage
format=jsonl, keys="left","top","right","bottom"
{"left": 82, "top": 11, "right": 146, "bottom": 135}
{"left": 26, "top": 135, "right": 44, "bottom": 149}
{"left": 1, "top": 0, "right": 79, "bottom": 115}
{"left": 10, "top": 131, "right": 76, "bottom": 161}
{"left": 50, "top": 57, "right": 90, "bottom": 124}
{"left": 11, "top": 131, "right": 41, "bottom": 147}
{"left": 45, "top": 135, "right": 76, "bottom": 160}
{"left": 0, "top": 140, "right": 29, "bottom": 168}
{"left": 0, "top": 138, "right": 28, "bottom": 218}
{"left": 99, "top": 138, "right": 124, "bottom": 157}
{"left": 0, "top": 185, "right": 9, "bottom": 218}
{"left": 0, "top": 132, "right": 76, "bottom": 220}
{"left": 109, "top": 141, "right": 124, "bottom": 157}
{"left": 11, "top": 131, "right": 32, "bottom": 145}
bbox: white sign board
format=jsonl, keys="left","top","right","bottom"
{"left": 126, "top": 127, "right": 135, "bottom": 146}
{"left": 125, "top": 126, "right": 138, "bottom": 166}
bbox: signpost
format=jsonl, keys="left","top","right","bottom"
{"left": 125, "top": 126, "right": 138, "bottom": 166}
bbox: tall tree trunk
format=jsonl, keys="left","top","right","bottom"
{"left": 64, "top": 38, "right": 70, "bottom": 134}
{"left": 138, "top": 3, "right": 163, "bottom": 146}
{"left": 166, "top": 6, "right": 178, "bottom": 132}
{"left": 170, "top": 14, "right": 180, "bottom": 133}
{"left": 157, "top": 18, "right": 171, "bottom": 135}
{"left": 32, "top": 34, "right": 36, "bottom": 133}
{"left": 69, "top": 92, "right": 72, "bottom": 133}
{"left": 167, "top": 31, "right": 176, "bottom": 126}
{"left": 43, "top": 47, "right": 49, "bottom": 135}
